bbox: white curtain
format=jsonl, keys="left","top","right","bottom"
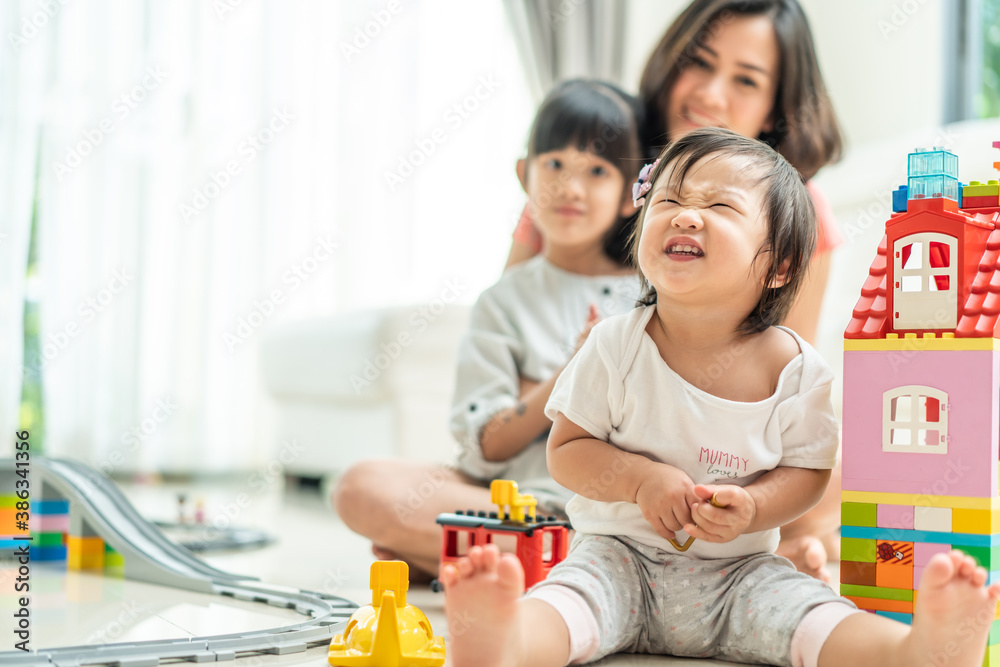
{"left": 0, "top": 0, "right": 49, "bottom": 456}
{"left": 2, "top": 0, "right": 534, "bottom": 472}
{"left": 503, "top": 0, "right": 629, "bottom": 101}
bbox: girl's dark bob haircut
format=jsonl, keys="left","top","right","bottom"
{"left": 639, "top": 0, "right": 842, "bottom": 180}
{"left": 526, "top": 79, "right": 645, "bottom": 266}
{"left": 630, "top": 127, "right": 816, "bottom": 334}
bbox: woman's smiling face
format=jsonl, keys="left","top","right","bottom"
{"left": 665, "top": 14, "right": 779, "bottom": 142}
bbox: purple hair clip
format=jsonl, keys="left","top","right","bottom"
{"left": 632, "top": 159, "right": 659, "bottom": 208}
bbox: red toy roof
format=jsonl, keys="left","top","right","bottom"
{"left": 956, "top": 227, "right": 1000, "bottom": 337}
{"left": 845, "top": 203, "right": 1000, "bottom": 339}
{"left": 845, "top": 235, "right": 888, "bottom": 339}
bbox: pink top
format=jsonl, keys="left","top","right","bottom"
{"left": 512, "top": 180, "right": 843, "bottom": 256}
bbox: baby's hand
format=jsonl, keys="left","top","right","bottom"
{"left": 683, "top": 484, "right": 756, "bottom": 543}
{"left": 634, "top": 464, "right": 698, "bottom": 540}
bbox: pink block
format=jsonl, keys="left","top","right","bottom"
{"left": 842, "top": 350, "right": 999, "bottom": 498}
{"left": 877, "top": 504, "right": 914, "bottom": 530}
{"left": 31, "top": 515, "right": 69, "bottom": 532}
{"left": 914, "top": 542, "right": 951, "bottom": 567}
{"left": 913, "top": 565, "right": 924, "bottom": 590}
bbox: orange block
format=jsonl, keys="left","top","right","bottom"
{"left": 875, "top": 541, "right": 914, "bottom": 590}
{"left": 0, "top": 508, "right": 28, "bottom": 534}
{"left": 844, "top": 595, "right": 914, "bottom": 614}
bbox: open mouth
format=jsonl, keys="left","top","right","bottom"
{"left": 665, "top": 243, "right": 704, "bottom": 257}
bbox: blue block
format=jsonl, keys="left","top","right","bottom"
{"left": 840, "top": 525, "right": 1000, "bottom": 547}
{"left": 29, "top": 545, "right": 67, "bottom": 561}
{"left": 30, "top": 500, "right": 69, "bottom": 514}
{"left": 892, "top": 185, "right": 908, "bottom": 212}
{"left": 958, "top": 182, "right": 964, "bottom": 208}
{"left": 876, "top": 611, "right": 912, "bottom": 624}
{"left": 0, "top": 538, "right": 31, "bottom": 549}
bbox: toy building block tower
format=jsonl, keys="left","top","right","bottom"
{"left": 842, "top": 142, "right": 1000, "bottom": 660}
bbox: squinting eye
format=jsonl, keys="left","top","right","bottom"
{"left": 711, "top": 203, "right": 732, "bottom": 209}
{"left": 591, "top": 165, "right": 607, "bottom": 176}
{"left": 690, "top": 55, "right": 711, "bottom": 70}
{"left": 545, "top": 158, "right": 562, "bottom": 169}
{"left": 737, "top": 77, "right": 758, "bottom": 88}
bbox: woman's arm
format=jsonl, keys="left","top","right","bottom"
{"left": 503, "top": 204, "right": 542, "bottom": 271}
{"left": 781, "top": 250, "right": 830, "bottom": 345}
{"left": 503, "top": 238, "right": 539, "bottom": 271}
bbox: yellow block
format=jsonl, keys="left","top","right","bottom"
{"left": 841, "top": 490, "right": 1000, "bottom": 510}
{"left": 67, "top": 536, "right": 105, "bottom": 570}
{"left": 953, "top": 508, "right": 1000, "bottom": 534}
{"left": 844, "top": 337, "right": 999, "bottom": 351}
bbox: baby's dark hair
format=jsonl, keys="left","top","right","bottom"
{"left": 630, "top": 127, "right": 815, "bottom": 334}
{"left": 526, "top": 79, "right": 645, "bottom": 266}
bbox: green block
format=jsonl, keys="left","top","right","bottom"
{"left": 841, "top": 502, "right": 877, "bottom": 527}
{"left": 841, "top": 537, "right": 876, "bottom": 563}
{"left": 104, "top": 552, "right": 125, "bottom": 567}
{"left": 0, "top": 497, "right": 19, "bottom": 508}
{"left": 964, "top": 181, "right": 1000, "bottom": 197}
{"left": 840, "top": 583, "right": 913, "bottom": 601}
{"left": 962, "top": 546, "right": 1000, "bottom": 570}
{"left": 989, "top": 618, "right": 1000, "bottom": 646}
{"left": 988, "top": 642, "right": 1000, "bottom": 667}
{"left": 33, "top": 532, "right": 63, "bottom": 547}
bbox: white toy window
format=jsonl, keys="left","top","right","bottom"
{"left": 882, "top": 386, "right": 948, "bottom": 454}
{"left": 893, "top": 233, "right": 957, "bottom": 329}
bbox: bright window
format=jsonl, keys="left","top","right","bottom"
{"left": 883, "top": 386, "right": 949, "bottom": 454}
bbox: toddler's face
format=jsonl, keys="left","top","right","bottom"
{"left": 521, "top": 147, "right": 629, "bottom": 253}
{"left": 665, "top": 14, "right": 778, "bottom": 143}
{"left": 637, "top": 152, "right": 772, "bottom": 308}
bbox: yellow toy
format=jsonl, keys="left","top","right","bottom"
{"left": 328, "top": 561, "right": 445, "bottom": 667}
{"left": 489, "top": 479, "right": 537, "bottom": 522}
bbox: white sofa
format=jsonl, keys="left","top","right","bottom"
{"left": 259, "top": 305, "right": 470, "bottom": 478}
{"left": 259, "top": 119, "right": 1000, "bottom": 480}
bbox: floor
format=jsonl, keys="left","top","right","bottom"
{"left": 2, "top": 475, "right": 839, "bottom": 666}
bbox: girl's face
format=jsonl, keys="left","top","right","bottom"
{"left": 518, "top": 147, "right": 632, "bottom": 252}
{"left": 637, "top": 153, "right": 773, "bottom": 308}
{"left": 666, "top": 14, "right": 779, "bottom": 142}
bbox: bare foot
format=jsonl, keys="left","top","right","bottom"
{"left": 441, "top": 544, "right": 525, "bottom": 667}
{"left": 901, "top": 551, "right": 1000, "bottom": 667}
{"left": 370, "top": 544, "right": 436, "bottom": 584}
{"left": 776, "top": 534, "right": 831, "bottom": 583}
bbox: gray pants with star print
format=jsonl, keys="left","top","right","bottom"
{"left": 526, "top": 534, "right": 854, "bottom": 665}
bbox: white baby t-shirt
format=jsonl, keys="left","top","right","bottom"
{"left": 545, "top": 304, "right": 839, "bottom": 559}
